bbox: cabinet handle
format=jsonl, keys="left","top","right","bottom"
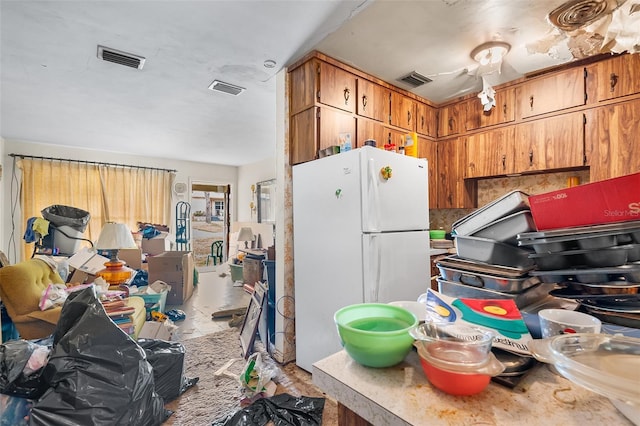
{"left": 503, "top": 103, "right": 507, "bottom": 118}
{"left": 344, "top": 88, "right": 350, "bottom": 105}
{"left": 529, "top": 150, "right": 534, "bottom": 167}
{"left": 610, "top": 73, "right": 618, "bottom": 93}
{"left": 502, "top": 154, "right": 506, "bottom": 170}
{"left": 421, "top": 116, "right": 425, "bottom": 128}
{"left": 448, "top": 117, "right": 453, "bottom": 131}
{"left": 529, "top": 96, "right": 534, "bottom": 111}
{"left": 407, "top": 111, "right": 412, "bottom": 125}
{"left": 361, "top": 95, "right": 367, "bottom": 111}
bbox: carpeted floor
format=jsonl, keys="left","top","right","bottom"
{"left": 163, "top": 328, "right": 338, "bottom": 425}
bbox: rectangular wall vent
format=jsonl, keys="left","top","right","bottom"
{"left": 398, "top": 71, "right": 432, "bottom": 87}
{"left": 97, "top": 45, "right": 145, "bottom": 69}
{"left": 208, "top": 80, "right": 246, "bottom": 96}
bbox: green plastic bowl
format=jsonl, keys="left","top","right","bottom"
{"left": 334, "top": 303, "right": 418, "bottom": 368}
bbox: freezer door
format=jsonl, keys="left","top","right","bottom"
{"left": 362, "top": 231, "right": 430, "bottom": 303}
{"left": 360, "top": 146, "right": 429, "bottom": 232}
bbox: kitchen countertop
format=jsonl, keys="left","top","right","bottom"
{"left": 313, "top": 349, "right": 632, "bottom": 425}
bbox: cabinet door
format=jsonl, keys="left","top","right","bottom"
{"left": 436, "top": 138, "right": 475, "bottom": 209}
{"left": 390, "top": 92, "right": 416, "bottom": 131}
{"left": 289, "top": 60, "right": 317, "bottom": 116}
{"left": 319, "top": 61, "right": 357, "bottom": 113}
{"left": 416, "top": 102, "right": 437, "bottom": 137}
{"left": 596, "top": 54, "right": 640, "bottom": 101}
{"left": 417, "top": 136, "right": 438, "bottom": 208}
{"left": 319, "top": 107, "right": 356, "bottom": 151}
{"left": 357, "top": 79, "right": 390, "bottom": 122}
{"left": 290, "top": 107, "right": 318, "bottom": 165}
{"left": 514, "top": 112, "right": 585, "bottom": 173}
{"left": 465, "top": 87, "right": 515, "bottom": 130}
{"left": 517, "top": 67, "right": 585, "bottom": 119}
{"left": 437, "top": 103, "right": 460, "bottom": 137}
{"left": 586, "top": 99, "right": 640, "bottom": 182}
{"left": 383, "top": 127, "right": 407, "bottom": 153}
{"left": 466, "top": 126, "right": 515, "bottom": 178}
{"left": 356, "top": 117, "right": 385, "bottom": 149}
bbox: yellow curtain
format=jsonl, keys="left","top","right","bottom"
{"left": 17, "top": 158, "right": 174, "bottom": 260}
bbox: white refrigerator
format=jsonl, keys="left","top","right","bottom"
{"left": 292, "top": 146, "right": 430, "bottom": 371}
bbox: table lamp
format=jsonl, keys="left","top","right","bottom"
{"left": 237, "top": 227, "right": 254, "bottom": 249}
{"left": 96, "top": 222, "right": 137, "bottom": 286}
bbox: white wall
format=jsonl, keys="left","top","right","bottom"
{"left": 1, "top": 139, "right": 241, "bottom": 263}
{"left": 237, "top": 157, "right": 277, "bottom": 222}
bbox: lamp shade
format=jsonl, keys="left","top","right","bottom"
{"left": 96, "top": 222, "right": 136, "bottom": 250}
{"left": 237, "top": 227, "right": 254, "bottom": 243}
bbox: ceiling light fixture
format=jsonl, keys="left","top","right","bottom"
{"left": 470, "top": 41, "right": 511, "bottom": 66}
{"left": 263, "top": 59, "right": 276, "bottom": 69}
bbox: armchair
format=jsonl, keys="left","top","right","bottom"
{"left": 0, "top": 258, "right": 64, "bottom": 340}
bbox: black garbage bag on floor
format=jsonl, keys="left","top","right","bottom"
{"left": 137, "top": 339, "right": 199, "bottom": 402}
{"left": 0, "top": 339, "right": 50, "bottom": 399}
{"left": 212, "top": 393, "right": 325, "bottom": 426}
{"left": 29, "top": 286, "right": 169, "bottom": 426}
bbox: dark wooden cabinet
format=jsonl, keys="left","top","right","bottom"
{"left": 290, "top": 107, "right": 355, "bottom": 165}
{"left": 390, "top": 92, "right": 416, "bottom": 131}
{"left": 437, "top": 104, "right": 460, "bottom": 137}
{"left": 466, "top": 126, "right": 516, "bottom": 178}
{"left": 596, "top": 54, "right": 640, "bottom": 102}
{"left": 464, "top": 87, "right": 515, "bottom": 130}
{"left": 416, "top": 102, "right": 437, "bottom": 137}
{"left": 417, "top": 135, "right": 438, "bottom": 208}
{"left": 436, "top": 137, "right": 475, "bottom": 208}
{"left": 514, "top": 112, "right": 585, "bottom": 173}
{"left": 516, "top": 67, "right": 585, "bottom": 119}
{"left": 586, "top": 98, "right": 640, "bottom": 182}
{"left": 357, "top": 78, "right": 390, "bottom": 122}
{"left": 289, "top": 59, "right": 357, "bottom": 116}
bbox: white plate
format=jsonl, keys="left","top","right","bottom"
{"left": 388, "top": 301, "right": 427, "bottom": 321}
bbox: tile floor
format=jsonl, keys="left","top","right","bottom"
{"left": 166, "top": 263, "right": 251, "bottom": 341}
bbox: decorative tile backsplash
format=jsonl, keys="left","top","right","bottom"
{"left": 430, "top": 170, "right": 591, "bottom": 232}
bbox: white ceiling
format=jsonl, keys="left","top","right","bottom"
{"left": 0, "top": 0, "right": 627, "bottom": 166}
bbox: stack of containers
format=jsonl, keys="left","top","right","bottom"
{"left": 518, "top": 221, "right": 640, "bottom": 327}
{"left": 436, "top": 191, "right": 552, "bottom": 309}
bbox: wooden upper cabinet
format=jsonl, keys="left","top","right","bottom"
{"left": 318, "top": 107, "right": 356, "bottom": 151}
{"left": 466, "top": 126, "right": 516, "bottom": 178}
{"left": 516, "top": 67, "right": 585, "bottom": 119}
{"left": 514, "top": 112, "right": 585, "bottom": 173}
{"left": 437, "top": 103, "right": 461, "bottom": 138}
{"left": 417, "top": 135, "right": 438, "bottom": 208}
{"left": 596, "top": 54, "right": 640, "bottom": 102}
{"left": 436, "top": 137, "right": 475, "bottom": 209}
{"left": 318, "top": 61, "right": 357, "bottom": 113}
{"left": 416, "top": 102, "right": 437, "bottom": 137}
{"left": 390, "top": 92, "right": 417, "bottom": 131}
{"left": 356, "top": 117, "right": 385, "bottom": 148}
{"left": 465, "top": 87, "right": 515, "bottom": 131}
{"left": 357, "top": 79, "right": 390, "bottom": 122}
{"left": 290, "top": 108, "right": 318, "bottom": 165}
{"left": 384, "top": 127, "right": 407, "bottom": 152}
{"left": 586, "top": 98, "right": 640, "bottom": 182}
{"left": 289, "top": 59, "right": 357, "bottom": 115}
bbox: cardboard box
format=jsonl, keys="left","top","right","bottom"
{"left": 529, "top": 172, "right": 640, "bottom": 230}
{"left": 142, "top": 232, "right": 173, "bottom": 256}
{"left": 119, "top": 248, "right": 142, "bottom": 270}
{"left": 147, "top": 251, "right": 194, "bottom": 305}
{"left": 138, "top": 321, "right": 173, "bottom": 340}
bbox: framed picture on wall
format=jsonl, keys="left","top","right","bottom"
{"left": 257, "top": 179, "right": 276, "bottom": 224}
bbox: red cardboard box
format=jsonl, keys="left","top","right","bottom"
{"left": 529, "top": 172, "right": 640, "bottom": 230}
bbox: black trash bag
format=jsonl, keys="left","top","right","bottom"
{"left": 212, "top": 393, "right": 325, "bottom": 426}
{"left": 29, "top": 286, "right": 169, "bottom": 426}
{"left": 0, "top": 340, "right": 50, "bottom": 399}
{"left": 41, "top": 205, "right": 90, "bottom": 232}
{"left": 137, "top": 339, "right": 199, "bottom": 402}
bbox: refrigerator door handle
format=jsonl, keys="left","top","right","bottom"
{"left": 366, "top": 158, "right": 380, "bottom": 232}
{"left": 366, "top": 234, "right": 382, "bottom": 302}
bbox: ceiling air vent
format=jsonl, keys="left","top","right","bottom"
{"left": 208, "top": 80, "right": 246, "bottom": 96}
{"left": 97, "top": 45, "right": 145, "bottom": 69}
{"left": 398, "top": 71, "right": 432, "bottom": 88}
